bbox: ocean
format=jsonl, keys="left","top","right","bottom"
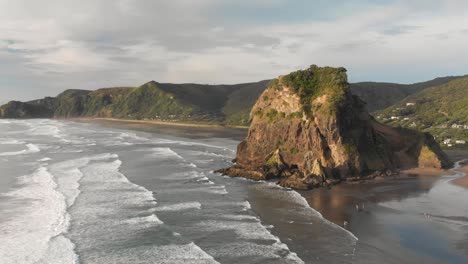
{"left": 1, "top": 119, "right": 467, "bottom": 264}
{"left": 0, "top": 119, "right": 356, "bottom": 264}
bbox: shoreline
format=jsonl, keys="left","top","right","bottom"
{"left": 452, "top": 163, "right": 468, "bottom": 189}
{"left": 70, "top": 116, "right": 248, "bottom": 141}
{"left": 400, "top": 167, "right": 455, "bottom": 177}
{"left": 69, "top": 117, "right": 249, "bottom": 129}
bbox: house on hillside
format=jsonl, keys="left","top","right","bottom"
{"left": 443, "top": 139, "right": 452, "bottom": 145}
{"left": 455, "top": 140, "right": 466, "bottom": 145}
{"left": 390, "top": 116, "right": 400, "bottom": 120}
{"left": 406, "top": 102, "right": 416, "bottom": 106}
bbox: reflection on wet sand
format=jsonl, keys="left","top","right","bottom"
{"left": 302, "top": 176, "right": 439, "bottom": 229}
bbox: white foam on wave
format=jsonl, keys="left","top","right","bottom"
{"left": 153, "top": 202, "right": 202, "bottom": 211}
{"left": 196, "top": 175, "right": 215, "bottom": 185}
{"left": 0, "top": 139, "right": 25, "bottom": 145}
{"left": 124, "top": 214, "right": 163, "bottom": 225}
{"left": 30, "top": 124, "right": 61, "bottom": 137}
{"left": 118, "top": 132, "right": 149, "bottom": 142}
{"left": 66, "top": 153, "right": 218, "bottom": 263}
{"left": 241, "top": 201, "right": 252, "bottom": 210}
{"left": 159, "top": 170, "right": 204, "bottom": 181}
{"left": 200, "top": 151, "right": 230, "bottom": 158}
{"left": 0, "top": 166, "right": 79, "bottom": 264}
{"left": 154, "top": 185, "right": 228, "bottom": 196}
{"left": 47, "top": 155, "right": 119, "bottom": 208}
{"left": 0, "top": 153, "right": 124, "bottom": 263}
{"left": 153, "top": 138, "right": 236, "bottom": 153}
{"left": 219, "top": 214, "right": 260, "bottom": 221}
{"left": 149, "top": 147, "right": 185, "bottom": 160}
{"left": 196, "top": 219, "right": 304, "bottom": 263}
{"left": 0, "top": 120, "right": 11, "bottom": 124}
{"left": 0, "top": 143, "right": 40, "bottom": 157}
{"left": 140, "top": 242, "right": 219, "bottom": 264}
{"left": 206, "top": 185, "right": 228, "bottom": 195}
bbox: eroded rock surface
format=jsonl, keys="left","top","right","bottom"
{"left": 217, "top": 65, "right": 452, "bottom": 189}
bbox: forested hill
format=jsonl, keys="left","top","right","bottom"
{"left": 350, "top": 75, "right": 467, "bottom": 112}
{"left": 0, "top": 80, "right": 269, "bottom": 126}
{"left": 1, "top": 73, "right": 466, "bottom": 127}
{"left": 376, "top": 77, "right": 468, "bottom": 145}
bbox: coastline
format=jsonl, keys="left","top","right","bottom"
{"left": 71, "top": 117, "right": 248, "bottom": 141}
{"left": 400, "top": 167, "right": 455, "bottom": 177}
{"left": 60, "top": 118, "right": 468, "bottom": 262}
{"left": 452, "top": 163, "right": 468, "bottom": 188}
{"left": 71, "top": 117, "right": 249, "bottom": 129}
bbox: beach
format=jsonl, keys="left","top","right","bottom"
{"left": 74, "top": 118, "right": 248, "bottom": 141}
{"left": 2, "top": 118, "right": 468, "bottom": 263}
{"left": 78, "top": 118, "right": 468, "bottom": 263}
{"left": 452, "top": 163, "right": 468, "bottom": 188}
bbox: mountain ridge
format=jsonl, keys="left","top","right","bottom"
{"left": 1, "top": 73, "right": 466, "bottom": 127}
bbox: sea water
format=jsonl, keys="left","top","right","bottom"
{"left": 0, "top": 119, "right": 357, "bottom": 264}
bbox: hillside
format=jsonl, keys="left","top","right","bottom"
{"left": 0, "top": 80, "right": 269, "bottom": 125}
{"left": 1, "top": 73, "right": 466, "bottom": 127}
{"left": 350, "top": 75, "right": 467, "bottom": 111}
{"left": 218, "top": 65, "right": 451, "bottom": 190}
{"left": 376, "top": 77, "right": 468, "bottom": 146}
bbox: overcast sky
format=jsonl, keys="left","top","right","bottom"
{"left": 1, "top": 0, "right": 468, "bottom": 103}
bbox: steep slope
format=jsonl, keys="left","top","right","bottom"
{"left": 0, "top": 80, "right": 270, "bottom": 124}
{"left": 53, "top": 89, "right": 93, "bottom": 117}
{"left": 350, "top": 75, "right": 467, "bottom": 111}
{"left": 377, "top": 77, "right": 468, "bottom": 144}
{"left": 222, "top": 80, "right": 270, "bottom": 126}
{"left": 1, "top": 74, "right": 465, "bottom": 126}
{"left": 217, "top": 65, "right": 451, "bottom": 189}
{"left": 0, "top": 101, "right": 54, "bottom": 118}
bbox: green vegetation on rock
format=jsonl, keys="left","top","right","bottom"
{"left": 281, "top": 65, "right": 348, "bottom": 117}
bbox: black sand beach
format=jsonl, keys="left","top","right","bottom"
{"left": 83, "top": 118, "right": 468, "bottom": 263}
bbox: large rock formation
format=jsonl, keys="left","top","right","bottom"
{"left": 217, "top": 65, "right": 452, "bottom": 189}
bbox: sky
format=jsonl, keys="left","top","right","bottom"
{"left": 1, "top": 0, "right": 468, "bottom": 103}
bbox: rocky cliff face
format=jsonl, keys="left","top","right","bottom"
{"left": 0, "top": 100, "right": 54, "bottom": 118}
{"left": 218, "top": 65, "right": 452, "bottom": 189}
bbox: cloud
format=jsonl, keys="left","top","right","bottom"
{"left": 0, "top": 0, "right": 467, "bottom": 102}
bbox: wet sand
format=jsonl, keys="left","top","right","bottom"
{"left": 72, "top": 118, "right": 248, "bottom": 141}
{"left": 71, "top": 119, "right": 468, "bottom": 263}
{"left": 401, "top": 167, "right": 454, "bottom": 177}
{"left": 301, "top": 150, "right": 468, "bottom": 263}
{"left": 452, "top": 164, "right": 468, "bottom": 188}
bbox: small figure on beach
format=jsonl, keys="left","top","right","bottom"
{"left": 423, "top": 213, "right": 432, "bottom": 219}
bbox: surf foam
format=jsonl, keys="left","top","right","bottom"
{"left": 0, "top": 167, "right": 79, "bottom": 264}
{"left": 0, "top": 143, "right": 40, "bottom": 156}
